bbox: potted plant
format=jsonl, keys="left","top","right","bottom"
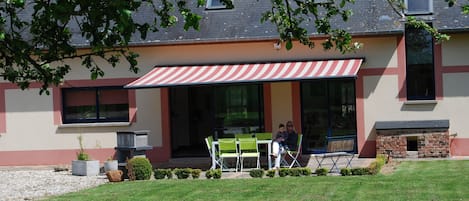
{"left": 72, "top": 135, "right": 100, "bottom": 176}
{"left": 103, "top": 156, "right": 118, "bottom": 172}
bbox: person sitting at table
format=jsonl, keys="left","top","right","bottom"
{"left": 284, "top": 121, "right": 299, "bottom": 151}
{"left": 271, "top": 124, "right": 286, "bottom": 169}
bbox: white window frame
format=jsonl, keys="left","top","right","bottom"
{"left": 404, "top": 0, "right": 433, "bottom": 15}
{"left": 206, "top": 0, "right": 227, "bottom": 9}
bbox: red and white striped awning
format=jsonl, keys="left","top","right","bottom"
{"left": 125, "top": 58, "right": 363, "bottom": 88}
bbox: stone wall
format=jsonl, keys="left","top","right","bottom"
{"left": 376, "top": 129, "right": 450, "bottom": 158}
{"left": 376, "top": 135, "right": 407, "bottom": 158}
{"left": 417, "top": 133, "right": 450, "bottom": 158}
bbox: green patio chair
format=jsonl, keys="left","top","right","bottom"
{"left": 218, "top": 138, "right": 239, "bottom": 172}
{"left": 255, "top": 132, "right": 273, "bottom": 140}
{"left": 235, "top": 133, "right": 254, "bottom": 140}
{"left": 238, "top": 138, "right": 260, "bottom": 171}
{"left": 205, "top": 136, "right": 224, "bottom": 169}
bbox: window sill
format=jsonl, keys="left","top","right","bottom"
{"left": 58, "top": 122, "right": 131, "bottom": 128}
{"left": 403, "top": 100, "right": 438, "bottom": 105}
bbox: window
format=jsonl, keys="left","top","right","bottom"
{"left": 301, "top": 79, "right": 357, "bottom": 153}
{"left": 405, "top": 23, "right": 435, "bottom": 100}
{"left": 62, "top": 87, "right": 129, "bottom": 123}
{"left": 404, "top": 0, "right": 433, "bottom": 15}
{"left": 214, "top": 84, "right": 264, "bottom": 134}
{"left": 206, "top": 0, "right": 228, "bottom": 9}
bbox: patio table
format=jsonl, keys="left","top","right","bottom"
{"left": 211, "top": 139, "right": 272, "bottom": 170}
{"left": 312, "top": 152, "right": 354, "bottom": 173}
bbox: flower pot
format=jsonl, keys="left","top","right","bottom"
{"left": 106, "top": 170, "right": 124, "bottom": 182}
{"left": 104, "top": 160, "right": 118, "bottom": 172}
{"left": 72, "top": 160, "right": 100, "bottom": 176}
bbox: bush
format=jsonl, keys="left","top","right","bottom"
{"left": 289, "top": 168, "right": 301, "bottom": 177}
{"left": 212, "top": 169, "right": 222, "bottom": 179}
{"left": 351, "top": 167, "right": 370, "bottom": 175}
{"left": 266, "top": 169, "right": 276, "bottom": 178}
{"left": 205, "top": 169, "right": 213, "bottom": 179}
{"left": 376, "top": 154, "right": 388, "bottom": 164}
{"left": 126, "top": 157, "right": 153, "bottom": 181}
{"left": 300, "top": 168, "right": 312, "bottom": 176}
{"left": 340, "top": 168, "right": 352, "bottom": 176}
{"left": 278, "top": 168, "right": 289, "bottom": 177}
{"left": 174, "top": 168, "right": 192, "bottom": 179}
{"left": 191, "top": 169, "right": 202, "bottom": 179}
{"left": 205, "top": 169, "right": 222, "bottom": 179}
{"left": 165, "top": 169, "right": 173, "bottom": 179}
{"left": 315, "top": 168, "right": 328, "bottom": 176}
{"left": 154, "top": 169, "right": 168, "bottom": 179}
{"left": 368, "top": 155, "right": 386, "bottom": 175}
{"left": 249, "top": 169, "right": 264, "bottom": 178}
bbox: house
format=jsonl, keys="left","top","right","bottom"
{"left": 1, "top": 0, "right": 469, "bottom": 166}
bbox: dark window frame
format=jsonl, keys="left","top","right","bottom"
{"left": 62, "top": 86, "right": 130, "bottom": 124}
{"left": 405, "top": 23, "right": 436, "bottom": 100}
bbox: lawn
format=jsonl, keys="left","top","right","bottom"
{"left": 47, "top": 160, "right": 469, "bottom": 201}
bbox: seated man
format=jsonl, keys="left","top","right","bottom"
{"left": 284, "top": 121, "right": 298, "bottom": 151}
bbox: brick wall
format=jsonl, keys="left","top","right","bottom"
{"left": 417, "top": 133, "right": 450, "bottom": 158}
{"left": 376, "top": 129, "right": 449, "bottom": 158}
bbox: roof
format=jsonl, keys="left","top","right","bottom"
{"left": 375, "top": 120, "right": 450, "bottom": 130}
{"left": 120, "top": 0, "right": 469, "bottom": 46}
{"left": 15, "top": 0, "right": 469, "bottom": 46}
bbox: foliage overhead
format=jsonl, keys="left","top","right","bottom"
{"left": 0, "top": 0, "right": 466, "bottom": 94}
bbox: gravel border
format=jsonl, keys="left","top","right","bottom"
{"left": 0, "top": 169, "right": 108, "bottom": 201}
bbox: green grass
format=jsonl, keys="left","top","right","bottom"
{"left": 47, "top": 160, "right": 469, "bottom": 201}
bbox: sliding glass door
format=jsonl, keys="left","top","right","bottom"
{"left": 301, "top": 79, "right": 357, "bottom": 153}
{"left": 170, "top": 84, "right": 264, "bottom": 157}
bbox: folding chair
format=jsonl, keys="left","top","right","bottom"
{"left": 205, "top": 136, "right": 225, "bottom": 169}
{"left": 284, "top": 134, "right": 303, "bottom": 168}
{"left": 238, "top": 138, "right": 260, "bottom": 171}
{"left": 218, "top": 138, "right": 239, "bottom": 172}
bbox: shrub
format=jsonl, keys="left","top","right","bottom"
{"left": 351, "top": 167, "right": 370, "bottom": 175}
{"left": 205, "top": 169, "right": 222, "bottom": 179}
{"left": 212, "top": 169, "right": 222, "bottom": 179}
{"left": 126, "top": 157, "right": 153, "bottom": 181}
{"left": 278, "top": 168, "right": 289, "bottom": 177}
{"left": 205, "top": 169, "right": 213, "bottom": 179}
{"left": 315, "top": 168, "right": 328, "bottom": 176}
{"left": 376, "top": 154, "right": 388, "bottom": 164}
{"left": 191, "top": 169, "right": 202, "bottom": 179}
{"left": 289, "top": 168, "right": 301, "bottom": 177}
{"left": 340, "top": 168, "right": 352, "bottom": 176}
{"left": 174, "top": 168, "right": 192, "bottom": 179}
{"left": 76, "top": 135, "right": 90, "bottom": 160}
{"left": 368, "top": 156, "right": 386, "bottom": 175}
{"left": 154, "top": 169, "right": 168, "bottom": 179}
{"left": 266, "top": 169, "right": 276, "bottom": 178}
{"left": 165, "top": 169, "right": 173, "bottom": 179}
{"left": 300, "top": 168, "right": 312, "bottom": 176}
{"left": 249, "top": 169, "right": 264, "bottom": 178}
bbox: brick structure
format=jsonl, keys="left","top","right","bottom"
{"left": 417, "top": 133, "right": 450, "bottom": 158}
{"left": 375, "top": 120, "right": 450, "bottom": 158}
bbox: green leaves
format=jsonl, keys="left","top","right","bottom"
{"left": 263, "top": 0, "right": 357, "bottom": 53}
